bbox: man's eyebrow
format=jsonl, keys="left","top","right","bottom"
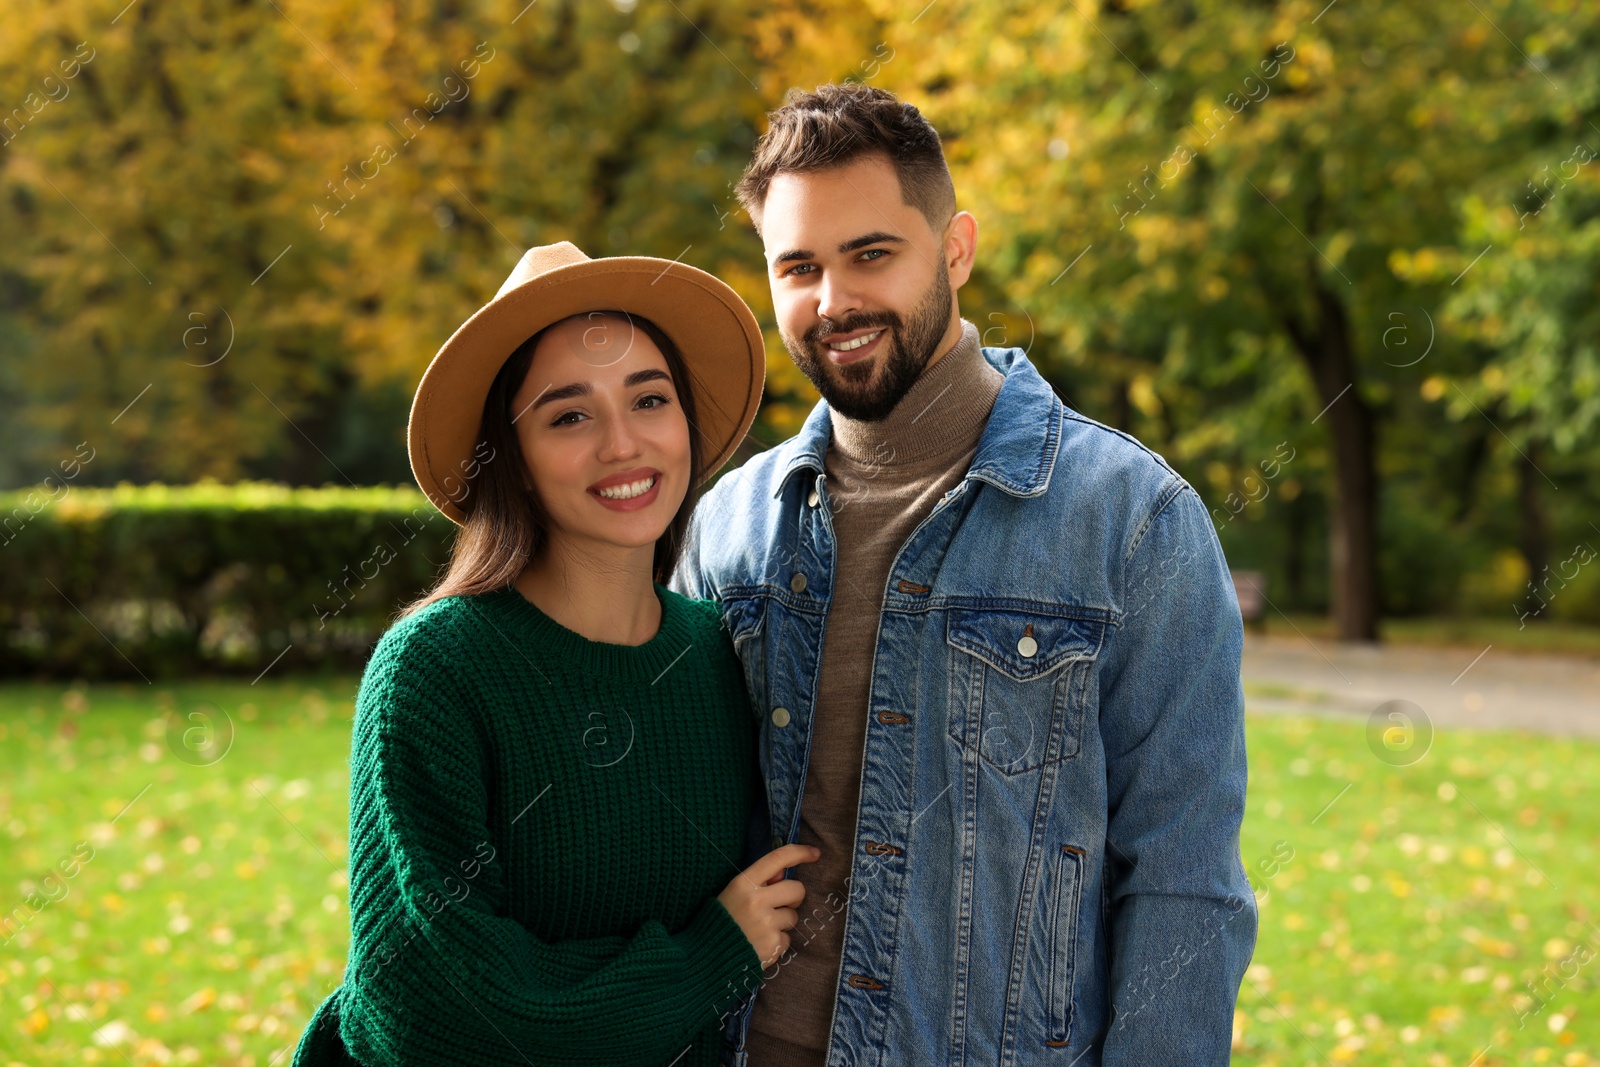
{"left": 530, "top": 368, "right": 672, "bottom": 409}
{"left": 771, "top": 231, "right": 908, "bottom": 267}
{"left": 839, "top": 231, "right": 905, "bottom": 253}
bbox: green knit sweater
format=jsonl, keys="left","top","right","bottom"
{"left": 291, "top": 582, "right": 763, "bottom": 1066}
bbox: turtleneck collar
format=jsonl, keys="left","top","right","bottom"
{"left": 827, "top": 318, "right": 1002, "bottom": 468}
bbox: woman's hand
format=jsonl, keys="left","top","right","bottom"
{"left": 716, "top": 843, "right": 820, "bottom": 969}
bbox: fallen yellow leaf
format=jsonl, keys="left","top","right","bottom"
{"left": 180, "top": 987, "right": 216, "bottom": 1014}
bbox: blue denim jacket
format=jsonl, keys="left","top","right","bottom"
{"left": 668, "top": 342, "right": 1256, "bottom": 1066}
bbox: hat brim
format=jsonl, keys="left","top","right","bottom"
{"left": 408, "top": 257, "right": 765, "bottom": 525}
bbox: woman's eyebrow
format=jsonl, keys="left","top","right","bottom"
{"left": 529, "top": 368, "right": 672, "bottom": 410}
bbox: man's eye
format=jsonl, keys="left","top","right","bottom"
{"left": 784, "top": 263, "right": 814, "bottom": 277}
{"left": 861, "top": 249, "right": 887, "bottom": 261}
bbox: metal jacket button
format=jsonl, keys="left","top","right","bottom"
{"left": 771, "top": 706, "right": 792, "bottom": 728}
{"left": 807, "top": 489, "right": 820, "bottom": 507}
{"left": 1018, "top": 623, "right": 1038, "bottom": 658}
{"left": 790, "top": 573, "right": 807, "bottom": 593}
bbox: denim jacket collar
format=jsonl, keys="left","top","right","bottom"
{"left": 771, "top": 344, "right": 1063, "bottom": 500}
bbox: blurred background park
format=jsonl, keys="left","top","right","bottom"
{"left": 1, "top": 0, "right": 1597, "bottom": 1063}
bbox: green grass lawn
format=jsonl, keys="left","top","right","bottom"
{"left": 1, "top": 677, "right": 1597, "bottom": 1066}
{"left": 1257, "top": 612, "right": 1600, "bottom": 658}
{"left": 0, "top": 677, "right": 355, "bottom": 1066}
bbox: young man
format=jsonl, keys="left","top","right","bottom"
{"left": 669, "top": 83, "right": 1255, "bottom": 1066}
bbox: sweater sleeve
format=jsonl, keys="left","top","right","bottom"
{"left": 337, "top": 624, "right": 763, "bottom": 1067}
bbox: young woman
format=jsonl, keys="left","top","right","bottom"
{"left": 291, "top": 242, "right": 817, "bottom": 1066}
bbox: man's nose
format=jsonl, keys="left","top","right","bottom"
{"left": 816, "top": 274, "right": 861, "bottom": 327}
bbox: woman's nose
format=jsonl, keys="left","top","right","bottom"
{"left": 597, "top": 408, "right": 642, "bottom": 460}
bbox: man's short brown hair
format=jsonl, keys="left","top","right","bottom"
{"left": 735, "top": 83, "right": 957, "bottom": 238}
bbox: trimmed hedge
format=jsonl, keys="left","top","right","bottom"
{"left": 0, "top": 482, "right": 457, "bottom": 680}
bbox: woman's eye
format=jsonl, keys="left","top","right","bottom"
{"left": 551, "top": 394, "right": 668, "bottom": 426}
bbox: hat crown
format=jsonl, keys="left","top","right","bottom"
{"left": 493, "top": 241, "right": 592, "bottom": 300}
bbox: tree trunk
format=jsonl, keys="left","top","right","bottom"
{"left": 1454, "top": 424, "right": 1490, "bottom": 522}
{"left": 1111, "top": 375, "right": 1133, "bottom": 432}
{"left": 1518, "top": 442, "right": 1548, "bottom": 620}
{"left": 1282, "top": 272, "right": 1380, "bottom": 642}
{"left": 1284, "top": 487, "right": 1306, "bottom": 609}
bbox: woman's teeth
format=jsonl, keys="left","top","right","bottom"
{"left": 829, "top": 330, "right": 882, "bottom": 352}
{"left": 596, "top": 475, "right": 657, "bottom": 500}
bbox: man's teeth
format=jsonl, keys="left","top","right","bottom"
{"left": 828, "top": 330, "right": 882, "bottom": 352}
{"left": 597, "top": 475, "right": 657, "bottom": 500}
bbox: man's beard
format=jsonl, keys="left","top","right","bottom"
{"left": 782, "top": 260, "right": 953, "bottom": 422}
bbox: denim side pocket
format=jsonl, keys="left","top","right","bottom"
{"left": 1045, "top": 843, "right": 1085, "bottom": 1049}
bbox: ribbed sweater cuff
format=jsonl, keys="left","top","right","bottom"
{"left": 683, "top": 896, "right": 765, "bottom": 1022}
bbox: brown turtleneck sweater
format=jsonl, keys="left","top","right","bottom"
{"left": 743, "top": 318, "right": 1004, "bottom": 1066}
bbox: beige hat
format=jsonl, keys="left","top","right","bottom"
{"left": 408, "top": 241, "right": 766, "bottom": 524}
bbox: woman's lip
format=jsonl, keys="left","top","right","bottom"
{"left": 589, "top": 473, "right": 662, "bottom": 511}
{"left": 588, "top": 467, "right": 660, "bottom": 492}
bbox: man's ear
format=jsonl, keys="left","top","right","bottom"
{"left": 943, "top": 210, "right": 978, "bottom": 289}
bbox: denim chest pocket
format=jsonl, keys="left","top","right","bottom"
{"left": 945, "top": 607, "right": 1105, "bottom": 775}
{"left": 721, "top": 595, "right": 768, "bottom": 721}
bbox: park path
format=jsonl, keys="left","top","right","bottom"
{"left": 1240, "top": 633, "right": 1600, "bottom": 740}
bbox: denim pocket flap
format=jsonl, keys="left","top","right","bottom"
{"left": 721, "top": 595, "right": 766, "bottom": 646}
{"left": 946, "top": 607, "right": 1104, "bottom": 681}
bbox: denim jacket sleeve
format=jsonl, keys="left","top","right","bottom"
{"left": 668, "top": 493, "right": 714, "bottom": 603}
{"left": 1096, "top": 478, "right": 1256, "bottom": 1065}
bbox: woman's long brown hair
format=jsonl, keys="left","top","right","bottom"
{"left": 399, "top": 310, "right": 705, "bottom": 618}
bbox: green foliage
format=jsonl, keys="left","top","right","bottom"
{"left": 0, "top": 483, "right": 456, "bottom": 680}
{"left": 0, "top": 0, "right": 811, "bottom": 485}
{"left": 1, "top": 0, "right": 1597, "bottom": 627}
{"left": 885, "top": 0, "right": 1600, "bottom": 631}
